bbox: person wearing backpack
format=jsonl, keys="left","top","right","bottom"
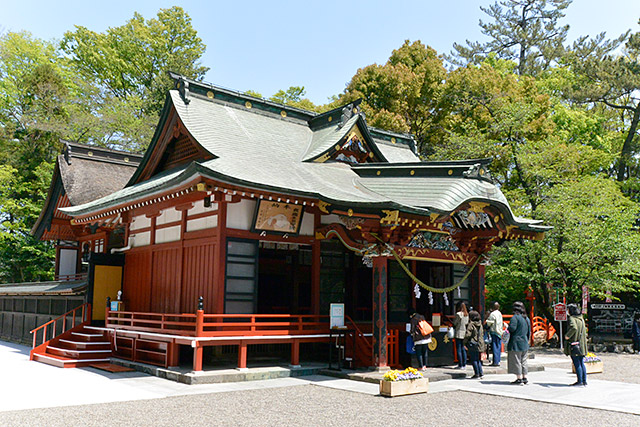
{"left": 564, "top": 303, "right": 588, "bottom": 386}
{"left": 464, "top": 310, "right": 487, "bottom": 379}
{"left": 453, "top": 302, "right": 469, "bottom": 369}
{"left": 409, "top": 311, "right": 433, "bottom": 371}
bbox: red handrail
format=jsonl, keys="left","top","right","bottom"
{"left": 30, "top": 302, "right": 91, "bottom": 348}
{"left": 106, "top": 311, "right": 331, "bottom": 337}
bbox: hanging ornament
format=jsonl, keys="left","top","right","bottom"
{"left": 428, "top": 291, "right": 434, "bottom": 305}
{"left": 443, "top": 292, "right": 449, "bottom": 306}
{"left": 413, "top": 283, "right": 421, "bottom": 299}
{"left": 457, "top": 287, "right": 461, "bottom": 298}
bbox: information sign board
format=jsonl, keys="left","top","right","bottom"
{"left": 330, "top": 303, "right": 345, "bottom": 329}
{"left": 554, "top": 303, "right": 567, "bottom": 321}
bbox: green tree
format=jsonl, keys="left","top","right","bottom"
{"left": 335, "top": 40, "right": 448, "bottom": 155}
{"left": 563, "top": 23, "right": 639, "bottom": 184}
{"left": 61, "top": 6, "right": 208, "bottom": 151}
{"left": 451, "top": 0, "right": 572, "bottom": 76}
{"left": 62, "top": 6, "right": 208, "bottom": 115}
{"left": 269, "top": 86, "right": 319, "bottom": 111}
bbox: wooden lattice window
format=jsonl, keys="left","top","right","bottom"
{"left": 160, "top": 135, "right": 202, "bottom": 171}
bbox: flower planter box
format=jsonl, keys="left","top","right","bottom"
{"left": 379, "top": 378, "right": 429, "bottom": 397}
{"left": 572, "top": 360, "right": 603, "bottom": 374}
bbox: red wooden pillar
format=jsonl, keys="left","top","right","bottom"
{"left": 372, "top": 256, "right": 388, "bottom": 368}
{"left": 193, "top": 343, "right": 203, "bottom": 371}
{"left": 167, "top": 342, "right": 179, "bottom": 367}
{"left": 291, "top": 339, "right": 300, "bottom": 367}
{"left": 238, "top": 341, "right": 248, "bottom": 369}
{"left": 193, "top": 308, "right": 205, "bottom": 371}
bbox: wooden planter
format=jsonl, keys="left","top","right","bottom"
{"left": 379, "top": 378, "right": 429, "bottom": 397}
{"left": 572, "top": 360, "right": 603, "bottom": 374}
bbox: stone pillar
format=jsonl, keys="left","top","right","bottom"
{"left": 372, "top": 256, "right": 388, "bottom": 368}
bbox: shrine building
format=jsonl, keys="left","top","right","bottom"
{"left": 25, "top": 74, "right": 548, "bottom": 371}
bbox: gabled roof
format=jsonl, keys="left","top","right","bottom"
{"left": 60, "top": 76, "right": 549, "bottom": 234}
{"left": 0, "top": 279, "right": 87, "bottom": 295}
{"left": 32, "top": 142, "right": 141, "bottom": 240}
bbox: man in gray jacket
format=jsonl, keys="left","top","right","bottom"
{"left": 485, "top": 302, "right": 504, "bottom": 366}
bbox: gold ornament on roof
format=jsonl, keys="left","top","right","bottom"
{"left": 207, "top": 91, "right": 214, "bottom": 99}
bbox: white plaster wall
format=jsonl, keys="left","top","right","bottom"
{"left": 189, "top": 199, "right": 218, "bottom": 216}
{"left": 300, "top": 212, "right": 314, "bottom": 235}
{"left": 186, "top": 215, "right": 218, "bottom": 232}
{"left": 156, "top": 207, "right": 182, "bottom": 225}
{"left": 320, "top": 214, "right": 341, "bottom": 225}
{"left": 156, "top": 225, "right": 181, "bottom": 244}
{"left": 58, "top": 249, "right": 77, "bottom": 277}
{"left": 132, "top": 231, "right": 150, "bottom": 247}
{"left": 226, "top": 199, "right": 257, "bottom": 230}
{"left": 130, "top": 215, "right": 151, "bottom": 231}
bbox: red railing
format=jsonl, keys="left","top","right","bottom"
{"left": 532, "top": 316, "right": 556, "bottom": 340}
{"left": 106, "top": 311, "right": 331, "bottom": 337}
{"left": 30, "top": 302, "right": 91, "bottom": 349}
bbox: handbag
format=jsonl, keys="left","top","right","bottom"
{"left": 468, "top": 338, "right": 479, "bottom": 351}
{"left": 570, "top": 341, "right": 581, "bottom": 357}
{"left": 501, "top": 328, "right": 510, "bottom": 345}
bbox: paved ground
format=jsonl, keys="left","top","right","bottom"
{"left": 2, "top": 341, "right": 640, "bottom": 426}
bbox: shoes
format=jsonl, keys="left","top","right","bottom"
{"left": 522, "top": 377, "right": 528, "bottom": 385}
{"left": 470, "top": 374, "right": 479, "bottom": 379}
{"left": 489, "top": 364, "right": 500, "bottom": 366}
{"left": 454, "top": 366, "right": 465, "bottom": 369}
{"left": 511, "top": 379, "right": 523, "bottom": 385}
{"left": 571, "top": 381, "right": 582, "bottom": 386}
{"left": 582, "top": 382, "right": 588, "bottom": 386}
{"left": 420, "top": 366, "right": 427, "bottom": 371}
{"left": 478, "top": 375, "right": 484, "bottom": 380}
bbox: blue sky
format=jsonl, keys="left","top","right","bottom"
{"left": 2, "top": 1, "right": 639, "bottom": 104}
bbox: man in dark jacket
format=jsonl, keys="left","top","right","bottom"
{"left": 507, "top": 301, "right": 531, "bottom": 385}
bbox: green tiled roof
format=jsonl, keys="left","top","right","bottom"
{"left": 60, "top": 80, "right": 549, "bottom": 233}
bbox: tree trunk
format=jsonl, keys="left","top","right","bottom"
{"left": 617, "top": 103, "right": 640, "bottom": 181}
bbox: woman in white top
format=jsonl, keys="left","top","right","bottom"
{"left": 453, "top": 302, "right": 469, "bottom": 368}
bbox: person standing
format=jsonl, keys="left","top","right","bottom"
{"left": 507, "top": 301, "right": 531, "bottom": 385}
{"left": 465, "top": 310, "right": 486, "bottom": 379}
{"left": 632, "top": 313, "right": 640, "bottom": 354}
{"left": 453, "top": 302, "right": 469, "bottom": 369}
{"left": 409, "top": 311, "right": 432, "bottom": 371}
{"left": 485, "top": 302, "right": 504, "bottom": 366}
{"left": 565, "top": 303, "right": 588, "bottom": 386}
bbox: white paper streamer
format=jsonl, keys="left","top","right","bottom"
{"left": 413, "top": 283, "right": 421, "bottom": 299}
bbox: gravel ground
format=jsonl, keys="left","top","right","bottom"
{"left": 531, "top": 348, "right": 640, "bottom": 384}
{"left": 0, "top": 384, "right": 638, "bottom": 427}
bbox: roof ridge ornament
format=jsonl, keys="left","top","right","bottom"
{"left": 338, "top": 104, "right": 354, "bottom": 129}
{"left": 463, "top": 163, "right": 493, "bottom": 183}
{"left": 176, "top": 77, "right": 191, "bottom": 104}
{"left": 63, "top": 141, "right": 72, "bottom": 165}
